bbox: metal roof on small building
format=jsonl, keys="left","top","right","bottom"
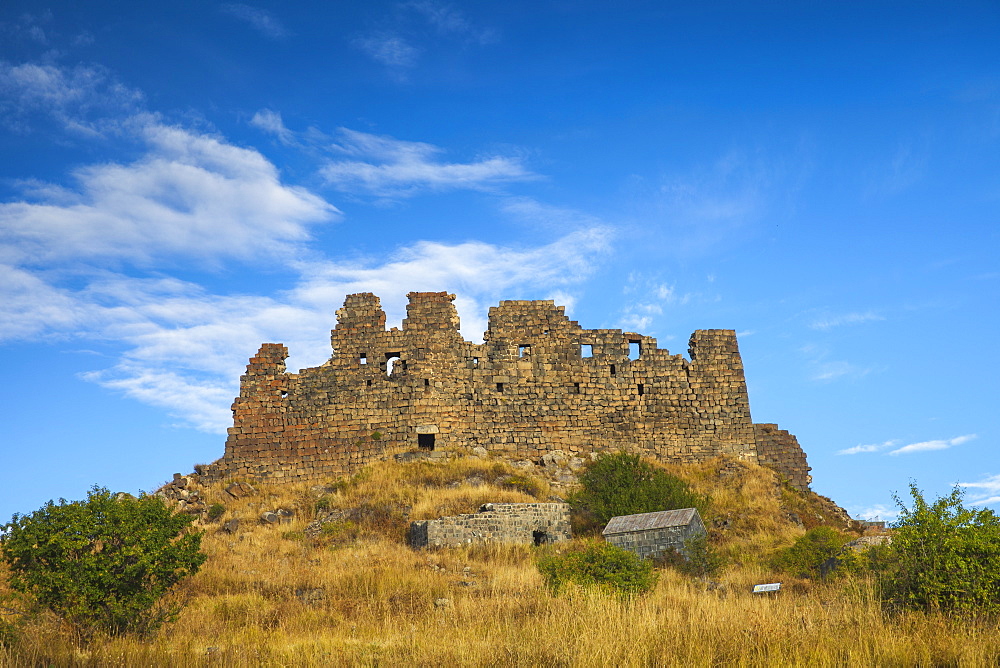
{"left": 602, "top": 508, "right": 700, "bottom": 536}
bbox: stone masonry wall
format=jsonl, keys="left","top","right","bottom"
{"left": 754, "top": 423, "right": 812, "bottom": 491}
{"left": 202, "top": 291, "right": 810, "bottom": 487}
{"left": 409, "top": 503, "right": 572, "bottom": 548}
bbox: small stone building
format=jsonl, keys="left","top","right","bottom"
{"left": 602, "top": 508, "right": 706, "bottom": 559}
{"left": 410, "top": 502, "right": 571, "bottom": 548}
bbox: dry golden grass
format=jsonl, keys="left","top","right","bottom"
{"left": 3, "top": 453, "right": 998, "bottom": 666}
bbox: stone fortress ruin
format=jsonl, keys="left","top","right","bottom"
{"left": 200, "top": 291, "right": 811, "bottom": 491}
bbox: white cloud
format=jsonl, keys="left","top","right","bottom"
{"left": 888, "top": 433, "right": 977, "bottom": 456}
{"left": 0, "top": 121, "right": 338, "bottom": 265}
{"left": 0, "top": 61, "right": 143, "bottom": 135}
{"left": 354, "top": 33, "right": 420, "bottom": 68}
{"left": 836, "top": 440, "right": 899, "bottom": 455}
{"left": 407, "top": 1, "right": 498, "bottom": 44}
{"left": 321, "top": 128, "right": 536, "bottom": 197}
{"left": 221, "top": 4, "right": 289, "bottom": 39}
{"left": 618, "top": 275, "right": 704, "bottom": 338}
{"left": 250, "top": 108, "right": 295, "bottom": 144}
{"left": 809, "top": 310, "right": 884, "bottom": 331}
{"left": 957, "top": 473, "right": 1000, "bottom": 507}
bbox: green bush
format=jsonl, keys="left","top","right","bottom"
{"left": 570, "top": 452, "right": 708, "bottom": 529}
{"left": 1, "top": 486, "right": 206, "bottom": 639}
{"left": 771, "top": 526, "right": 849, "bottom": 578}
{"left": 876, "top": 483, "right": 1000, "bottom": 614}
{"left": 680, "top": 534, "right": 726, "bottom": 578}
{"left": 537, "top": 541, "right": 658, "bottom": 596}
{"left": 206, "top": 503, "right": 226, "bottom": 522}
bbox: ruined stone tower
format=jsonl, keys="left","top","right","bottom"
{"left": 202, "top": 291, "right": 811, "bottom": 490}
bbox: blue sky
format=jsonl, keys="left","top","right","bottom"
{"left": 1, "top": 1, "right": 998, "bottom": 523}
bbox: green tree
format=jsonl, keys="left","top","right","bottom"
{"left": 537, "top": 541, "right": 658, "bottom": 596}
{"left": 1, "top": 486, "right": 206, "bottom": 638}
{"left": 570, "top": 452, "right": 708, "bottom": 529}
{"left": 771, "top": 526, "right": 849, "bottom": 578}
{"left": 878, "top": 483, "right": 1000, "bottom": 614}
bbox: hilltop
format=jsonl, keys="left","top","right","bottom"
{"left": 4, "top": 449, "right": 998, "bottom": 666}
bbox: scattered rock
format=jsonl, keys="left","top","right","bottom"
{"left": 221, "top": 518, "right": 240, "bottom": 533}
{"left": 471, "top": 446, "right": 488, "bottom": 458}
{"left": 260, "top": 511, "right": 279, "bottom": 524}
{"left": 295, "top": 587, "right": 326, "bottom": 604}
{"left": 540, "top": 451, "right": 568, "bottom": 469}
{"left": 225, "top": 482, "right": 256, "bottom": 499}
{"left": 434, "top": 597, "right": 452, "bottom": 608}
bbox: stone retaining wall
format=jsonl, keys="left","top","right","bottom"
{"left": 409, "top": 502, "right": 572, "bottom": 548}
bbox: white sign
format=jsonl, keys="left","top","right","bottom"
{"left": 752, "top": 583, "right": 781, "bottom": 594}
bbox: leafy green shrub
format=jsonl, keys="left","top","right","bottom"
{"left": 537, "top": 541, "right": 658, "bottom": 596}
{"left": 771, "top": 526, "right": 849, "bottom": 578}
{"left": 570, "top": 452, "right": 708, "bottom": 531}
{"left": 314, "top": 495, "right": 333, "bottom": 514}
{"left": 876, "top": 483, "right": 1000, "bottom": 614}
{"left": 206, "top": 503, "right": 226, "bottom": 522}
{"left": 1, "top": 486, "right": 206, "bottom": 639}
{"left": 679, "top": 534, "right": 726, "bottom": 578}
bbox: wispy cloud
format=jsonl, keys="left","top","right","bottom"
{"left": 354, "top": 33, "right": 420, "bottom": 68}
{"left": 798, "top": 343, "right": 873, "bottom": 382}
{"left": 250, "top": 108, "right": 295, "bottom": 145}
{"left": 837, "top": 440, "right": 899, "bottom": 455}
{"left": 0, "top": 61, "right": 143, "bottom": 135}
{"left": 837, "top": 434, "right": 978, "bottom": 457}
{"left": 809, "top": 310, "right": 884, "bottom": 330}
{"left": 220, "top": 4, "right": 289, "bottom": 40}
{"left": 618, "top": 274, "right": 707, "bottom": 337}
{"left": 958, "top": 473, "right": 1000, "bottom": 507}
{"left": 407, "top": 1, "right": 498, "bottom": 44}
{"left": 888, "top": 433, "right": 977, "bottom": 456}
{"left": 321, "top": 128, "right": 536, "bottom": 197}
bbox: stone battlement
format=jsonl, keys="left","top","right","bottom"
{"left": 201, "top": 291, "right": 811, "bottom": 490}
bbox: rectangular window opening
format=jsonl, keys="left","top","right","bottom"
{"left": 366, "top": 379, "right": 372, "bottom": 387}
{"left": 628, "top": 340, "right": 641, "bottom": 360}
{"left": 581, "top": 344, "right": 593, "bottom": 358}
{"left": 518, "top": 344, "right": 530, "bottom": 357}
{"left": 472, "top": 357, "right": 479, "bottom": 367}
{"left": 573, "top": 382, "right": 581, "bottom": 394}
{"left": 496, "top": 382, "right": 504, "bottom": 393}
{"left": 359, "top": 353, "right": 368, "bottom": 365}
{"left": 610, "top": 364, "right": 616, "bottom": 376}
{"left": 424, "top": 378, "right": 430, "bottom": 387}
{"left": 637, "top": 383, "right": 644, "bottom": 396}
{"left": 418, "top": 433, "right": 435, "bottom": 451}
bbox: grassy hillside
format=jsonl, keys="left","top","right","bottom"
{"left": 3, "top": 452, "right": 999, "bottom": 666}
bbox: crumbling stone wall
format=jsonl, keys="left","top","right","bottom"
{"left": 754, "top": 423, "right": 812, "bottom": 491}
{"left": 409, "top": 503, "right": 571, "bottom": 548}
{"left": 202, "top": 291, "right": 810, "bottom": 488}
